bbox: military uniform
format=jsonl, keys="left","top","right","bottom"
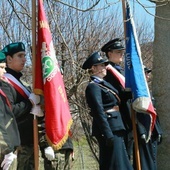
{"left": 3, "top": 68, "right": 35, "bottom": 170}
{"left": 40, "top": 137, "right": 73, "bottom": 170}
{"left": 101, "top": 38, "right": 133, "bottom": 159}
{"left": 1, "top": 42, "right": 36, "bottom": 170}
{"left": 0, "top": 82, "right": 20, "bottom": 170}
{"left": 105, "top": 62, "right": 132, "bottom": 131}
{"left": 82, "top": 52, "right": 133, "bottom": 170}
{"left": 134, "top": 67, "right": 163, "bottom": 170}
{"left": 134, "top": 111, "right": 162, "bottom": 170}
{"left": 0, "top": 52, "right": 20, "bottom": 170}
{"left": 38, "top": 115, "right": 73, "bottom": 170}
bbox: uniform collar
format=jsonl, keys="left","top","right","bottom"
{"left": 91, "top": 76, "right": 104, "bottom": 83}
{"left": 91, "top": 75, "right": 119, "bottom": 94}
{"left": 109, "top": 62, "right": 123, "bottom": 72}
{"left": 5, "top": 67, "right": 22, "bottom": 80}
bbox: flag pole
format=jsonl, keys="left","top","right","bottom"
{"left": 121, "top": 0, "right": 126, "bottom": 40}
{"left": 131, "top": 109, "right": 141, "bottom": 170}
{"left": 121, "top": 0, "right": 141, "bottom": 170}
{"left": 32, "top": 0, "right": 39, "bottom": 169}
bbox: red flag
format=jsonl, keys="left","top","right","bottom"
{"left": 34, "top": 0, "right": 73, "bottom": 150}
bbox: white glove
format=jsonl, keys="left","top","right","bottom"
{"left": 29, "top": 93, "right": 40, "bottom": 105}
{"left": 1, "top": 152, "right": 17, "bottom": 170}
{"left": 30, "top": 105, "right": 44, "bottom": 117}
{"left": 44, "top": 147, "right": 55, "bottom": 161}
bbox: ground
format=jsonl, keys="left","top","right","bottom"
{"left": 71, "top": 137, "right": 99, "bottom": 170}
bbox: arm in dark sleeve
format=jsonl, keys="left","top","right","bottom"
{"left": 12, "top": 97, "right": 32, "bottom": 118}
{"left": 0, "top": 96, "right": 14, "bottom": 153}
{"left": 86, "top": 83, "right": 114, "bottom": 139}
{"left": 2, "top": 81, "right": 32, "bottom": 118}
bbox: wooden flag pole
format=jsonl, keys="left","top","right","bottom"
{"left": 131, "top": 108, "right": 141, "bottom": 170}
{"left": 33, "top": 116, "right": 39, "bottom": 170}
{"left": 121, "top": 0, "right": 141, "bottom": 170}
{"left": 32, "top": 0, "right": 39, "bottom": 169}
{"left": 121, "top": 0, "right": 126, "bottom": 40}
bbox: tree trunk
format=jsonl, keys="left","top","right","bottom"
{"left": 153, "top": 2, "right": 170, "bottom": 169}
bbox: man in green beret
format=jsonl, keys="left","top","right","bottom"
{"left": 1, "top": 42, "right": 43, "bottom": 170}
{"left": 0, "top": 51, "right": 20, "bottom": 170}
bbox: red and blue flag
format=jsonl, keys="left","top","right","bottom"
{"left": 125, "top": 0, "right": 157, "bottom": 141}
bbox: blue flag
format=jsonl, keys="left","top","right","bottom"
{"left": 125, "top": 0, "right": 156, "bottom": 141}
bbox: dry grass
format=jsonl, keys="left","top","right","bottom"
{"left": 71, "top": 137, "right": 99, "bottom": 170}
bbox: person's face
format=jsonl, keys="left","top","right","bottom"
{"left": 91, "top": 63, "right": 107, "bottom": 78}
{"left": 0, "top": 62, "right": 6, "bottom": 79}
{"left": 7, "top": 52, "right": 26, "bottom": 72}
{"left": 145, "top": 72, "right": 150, "bottom": 82}
{"left": 108, "top": 49, "right": 125, "bottom": 64}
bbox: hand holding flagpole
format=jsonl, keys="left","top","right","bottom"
{"left": 122, "top": 0, "right": 157, "bottom": 170}
{"left": 121, "top": 0, "right": 141, "bottom": 169}
{"left": 34, "top": 0, "right": 73, "bottom": 151}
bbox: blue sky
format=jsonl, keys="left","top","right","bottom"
{"left": 96, "top": 0, "right": 156, "bottom": 30}
{"left": 132, "top": 0, "right": 155, "bottom": 27}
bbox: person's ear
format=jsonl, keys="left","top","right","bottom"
{"left": 6, "top": 55, "right": 13, "bottom": 63}
{"left": 91, "top": 65, "right": 95, "bottom": 72}
{"left": 107, "top": 51, "right": 112, "bottom": 59}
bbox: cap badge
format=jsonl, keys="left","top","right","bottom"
{"left": 98, "top": 56, "right": 103, "bottom": 61}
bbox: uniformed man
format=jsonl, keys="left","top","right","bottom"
{"left": 0, "top": 52, "right": 20, "bottom": 170}
{"left": 40, "top": 136, "right": 74, "bottom": 170}
{"left": 1, "top": 42, "right": 42, "bottom": 170}
{"left": 134, "top": 66, "right": 163, "bottom": 170}
{"left": 101, "top": 38, "right": 133, "bottom": 159}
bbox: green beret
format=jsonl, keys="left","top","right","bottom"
{"left": 0, "top": 51, "right": 6, "bottom": 63}
{"left": 2, "top": 42, "right": 25, "bottom": 56}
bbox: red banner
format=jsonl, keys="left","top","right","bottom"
{"left": 34, "top": 0, "right": 72, "bottom": 150}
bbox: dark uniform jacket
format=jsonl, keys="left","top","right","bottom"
{"left": 3, "top": 68, "right": 33, "bottom": 145}
{"left": 134, "top": 94, "right": 163, "bottom": 170}
{"left": 104, "top": 62, "right": 132, "bottom": 131}
{"left": 137, "top": 95, "right": 163, "bottom": 141}
{"left": 0, "top": 80, "right": 20, "bottom": 157}
{"left": 85, "top": 76, "right": 125, "bottom": 139}
{"left": 61, "top": 137, "right": 73, "bottom": 151}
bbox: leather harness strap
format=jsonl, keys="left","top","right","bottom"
{"left": 91, "top": 81, "right": 121, "bottom": 103}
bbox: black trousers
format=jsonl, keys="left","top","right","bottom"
{"left": 133, "top": 137, "right": 158, "bottom": 170}
{"left": 96, "top": 131, "right": 133, "bottom": 170}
